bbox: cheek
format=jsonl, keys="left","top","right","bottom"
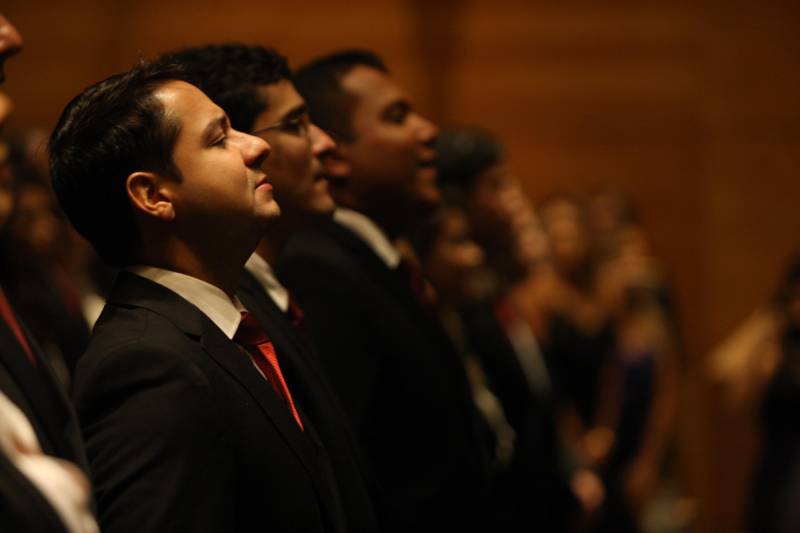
{"left": 365, "top": 130, "right": 416, "bottom": 164}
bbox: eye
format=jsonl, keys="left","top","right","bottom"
{"left": 283, "top": 114, "right": 310, "bottom": 135}
{"left": 212, "top": 135, "right": 228, "bottom": 147}
{"left": 384, "top": 102, "right": 410, "bottom": 124}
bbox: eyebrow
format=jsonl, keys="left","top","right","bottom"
{"left": 201, "top": 114, "right": 229, "bottom": 144}
{"left": 282, "top": 103, "right": 308, "bottom": 122}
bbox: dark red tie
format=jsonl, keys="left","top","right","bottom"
{"left": 397, "top": 258, "right": 437, "bottom": 309}
{"left": 0, "top": 288, "right": 36, "bottom": 367}
{"left": 234, "top": 311, "right": 304, "bottom": 430}
{"left": 287, "top": 294, "right": 305, "bottom": 329}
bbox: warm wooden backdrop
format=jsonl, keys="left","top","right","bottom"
{"left": 4, "top": 1, "right": 800, "bottom": 530}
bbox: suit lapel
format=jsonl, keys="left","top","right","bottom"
{"left": 321, "top": 221, "right": 479, "bottom": 406}
{"left": 237, "top": 271, "right": 350, "bottom": 531}
{"left": 321, "top": 220, "right": 452, "bottom": 340}
{"left": 239, "top": 271, "right": 311, "bottom": 358}
{"left": 198, "top": 325, "right": 318, "bottom": 461}
{"left": 109, "top": 272, "right": 321, "bottom": 483}
{"left": 0, "top": 317, "right": 87, "bottom": 469}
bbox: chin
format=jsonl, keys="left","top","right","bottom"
{"left": 314, "top": 196, "right": 337, "bottom": 214}
{"left": 260, "top": 200, "right": 281, "bottom": 219}
{"left": 418, "top": 185, "right": 442, "bottom": 208}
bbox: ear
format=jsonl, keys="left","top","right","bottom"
{"left": 126, "top": 171, "right": 175, "bottom": 222}
{"left": 322, "top": 145, "right": 352, "bottom": 183}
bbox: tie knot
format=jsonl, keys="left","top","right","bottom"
{"left": 234, "top": 311, "right": 270, "bottom": 347}
{"left": 287, "top": 295, "right": 305, "bottom": 328}
{"left": 397, "top": 259, "right": 437, "bottom": 307}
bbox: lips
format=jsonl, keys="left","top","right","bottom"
{"left": 418, "top": 153, "right": 438, "bottom": 169}
{"left": 255, "top": 174, "right": 272, "bottom": 191}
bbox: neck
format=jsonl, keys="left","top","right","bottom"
{"left": 141, "top": 238, "right": 254, "bottom": 299}
{"left": 254, "top": 235, "right": 283, "bottom": 266}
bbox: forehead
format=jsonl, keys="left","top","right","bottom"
{"left": 252, "top": 79, "right": 304, "bottom": 128}
{"left": 153, "top": 80, "right": 223, "bottom": 132}
{"left": 340, "top": 65, "right": 405, "bottom": 114}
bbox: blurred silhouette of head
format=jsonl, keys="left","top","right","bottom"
{"left": 411, "top": 205, "right": 487, "bottom": 303}
{"left": 0, "top": 14, "right": 22, "bottom": 85}
{"left": 2, "top": 179, "right": 62, "bottom": 264}
{"left": 436, "top": 127, "right": 549, "bottom": 282}
{"left": 436, "top": 128, "right": 507, "bottom": 244}
{"left": 538, "top": 193, "right": 594, "bottom": 288}
{"left": 0, "top": 14, "right": 22, "bottom": 231}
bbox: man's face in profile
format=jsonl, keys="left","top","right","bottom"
{"left": 250, "top": 79, "right": 336, "bottom": 228}
{"left": 151, "top": 81, "right": 278, "bottom": 237}
{"left": 0, "top": 14, "right": 23, "bottom": 84}
{"left": 337, "top": 65, "right": 440, "bottom": 213}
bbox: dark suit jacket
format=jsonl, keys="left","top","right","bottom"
{"left": 0, "top": 292, "right": 88, "bottom": 471}
{"left": 279, "top": 220, "right": 492, "bottom": 533}
{"left": 461, "top": 301, "right": 577, "bottom": 532}
{"left": 1, "top": 263, "right": 90, "bottom": 378}
{"left": 238, "top": 269, "right": 382, "bottom": 533}
{"left": 0, "top": 450, "right": 69, "bottom": 533}
{"left": 73, "top": 271, "right": 347, "bottom": 533}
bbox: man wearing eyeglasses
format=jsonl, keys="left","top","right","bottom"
{"left": 153, "top": 44, "right": 382, "bottom": 533}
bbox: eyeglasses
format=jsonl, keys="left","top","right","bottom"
{"left": 251, "top": 111, "right": 311, "bottom": 138}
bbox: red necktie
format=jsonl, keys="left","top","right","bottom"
{"left": 287, "top": 294, "right": 305, "bottom": 329}
{"left": 235, "top": 311, "right": 304, "bottom": 430}
{"left": 0, "top": 288, "right": 36, "bottom": 367}
{"left": 397, "top": 259, "right": 437, "bottom": 309}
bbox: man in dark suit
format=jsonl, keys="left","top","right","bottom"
{"left": 0, "top": 14, "right": 97, "bottom": 533}
{"left": 49, "top": 60, "right": 349, "bottom": 532}
{"left": 0, "top": 12, "right": 86, "bottom": 471}
{"left": 281, "top": 50, "right": 493, "bottom": 532}
{"left": 154, "top": 44, "right": 382, "bottom": 533}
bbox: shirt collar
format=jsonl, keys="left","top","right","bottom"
{"left": 128, "top": 265, "right": 244, "bottom": 339}
{"left": 333, "top": 207, "right": 401, "bottom": 269}
{"left": 243, "top": 253, "right": 289, "bottom": 313}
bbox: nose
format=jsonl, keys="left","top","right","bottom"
{"left": 0, "top": 15, "right": 23, "bottom": 61}
{"left": 416, "top": 113, "right": 439, "bottom": 147}
{"left": 309, "top": 123, "right": 336, "bottom": 158}
{"left": 241, "top": 131, "right": 270, "bottom": 168}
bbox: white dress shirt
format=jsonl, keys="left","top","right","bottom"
{"left": 126, "top": 266, "right": 280, "bottom": 384}
{"left": 333, "top": 207, "right": 401, "bottom": 269}
{"left": 128, "top": 265, "right": 245, "bottom": 339}
{"left": 244, "top": 253, "right": 289, "bottom": 313}
{"left": 0, "top": 392, "right": 98, "bottom": 533}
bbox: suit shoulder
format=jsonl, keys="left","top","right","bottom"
{"left": 74, "top": 305, "right": 211, "bottom": 412}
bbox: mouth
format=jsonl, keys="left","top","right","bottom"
{"left": 313, "top": 168, "right": 330, "bottom": 183}
{"left": 255, "top": 173, "right": 272, "bottom": 191}
{"left": 417, "top": 157, "right": 438, "bottom": 180}
{"left": 418, "top": 154, "right": 438, "bottom": 170}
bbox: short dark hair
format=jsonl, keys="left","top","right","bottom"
{"left": 435, "top": 127, "right": 504, "bottom": 195}
{"left": 293, "top": 49, "right": 387, "bottom": 143}
{"left": 154, "top": 44, "right": 290, "bottom": 133}
{"left": 49, "top": 61, "right": 187, "bottom": 267}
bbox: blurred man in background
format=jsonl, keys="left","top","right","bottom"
{"left": 284, "top": 50, "right": 493, "bottom": 532}
{"left": 0, "top": 12, "right": 97, "bottom": 533}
